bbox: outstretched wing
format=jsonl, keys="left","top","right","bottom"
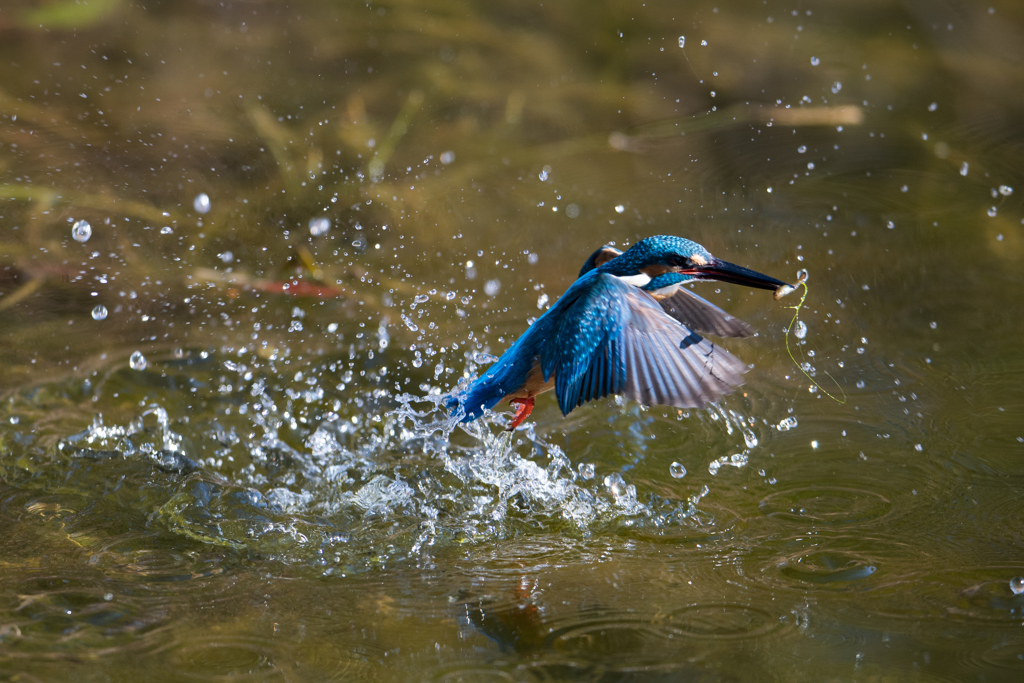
{"left": 656, "top": 287, "right": 754, "bottom": 338}
{"left": 540, "top": 274, "right": 748, "bottom": 416}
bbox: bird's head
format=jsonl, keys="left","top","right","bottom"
{"left": 584, "top": 236, "right": 791, "bottom": 292}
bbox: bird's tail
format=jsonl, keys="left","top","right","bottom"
{"left": 444, "top": 380, "right": 502, "bottom": 423}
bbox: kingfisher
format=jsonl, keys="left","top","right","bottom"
{"left": 446, "top": 235, "right": 790, "bottom": 430}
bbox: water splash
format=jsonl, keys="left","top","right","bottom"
{"left": 1, "top": 346, "right": 750, "bottom": 570}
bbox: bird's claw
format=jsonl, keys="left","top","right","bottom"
{"left": 507, "top": 398, "right": 535, "bottom": 431}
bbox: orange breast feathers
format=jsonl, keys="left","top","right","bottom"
{"left": 504, "top": 362, "right": 555, "bottom": 401}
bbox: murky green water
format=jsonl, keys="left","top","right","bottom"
{"left": 2, "top": 1, "right": 1024, "bottom": 680}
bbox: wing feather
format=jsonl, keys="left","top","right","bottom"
{"left": 544, "top": 274, "right": 748, "bottom": 415}
{"left": 658, "top": 287, "right": 755, "bottom": 338}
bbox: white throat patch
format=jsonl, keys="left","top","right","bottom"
{"left": 616, "top": 273, "right": 652, "bottom": 287}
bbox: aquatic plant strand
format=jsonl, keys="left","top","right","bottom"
{"left": 782, "top": 278, "right": 846, "bottom": 404}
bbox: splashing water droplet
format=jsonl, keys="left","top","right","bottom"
{"left": 743, "top": 429, "right": 759, "bottom": 448}
{"left": 856, "top": 380, "right": 865, "bottom": 389}
{"left": 998, "top": 185, "right": 1013, "bottom": 196}
{"left": 193, "top": 193, "right": 211, "bottom": 214}
{"left": 794, "top": 320, "right": 808, "bottom": 339}
{"left": 777, "top": 416, "right": 799, "bottom": 431}
{"left": 578, "top": 463, "right": 595, "bottom": 480}
{"left": 810, "top": 56, "right": 820, "bottom": 66}
{"left": 91, "top": 305, "right": 108, "bottom": 321}
{"left": 669, "top": 461, "right": 687, "bottom": 478}
{"left": 72, "top": 220, "right": 92, "bottom": 243}
{"left": 129, "top": 351, "right": 147, "bottom": 371}
{"left": 797, "top": 145, "right": 807, "bottom": 153}
{"left": 1011, "top": 577, "right": 1024, "bottom": 595}
{"left": 614, "top": 204, "right": 625, "bottom": 214}
{"left": 678, "top": 36, "right": 685, "bottom": 48}
{"left": 700, "top": 39, "right": 708, "bottom": 46}
{"left": 160, "top": 226, "right": 173, "bottom": 235}
{"left": 960, "top": 162, "right": 969, "bottom": 176}
{"left": 603, "top": 472, "right": 636, "bottom": 506}
{"left": 537, "top": 293, "right": 549, "bottom": 309}
{"left": 987, "top": 206, "right": 997, "bottom": 217}
{"left": 413, "top": 294, "right": 429, "bottom": 305}
{"left": 309, "top": 217, "right": 331, "bottom": 236}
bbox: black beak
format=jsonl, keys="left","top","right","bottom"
{"left": 688, "top": 259, "right": 791, "bottom": 292}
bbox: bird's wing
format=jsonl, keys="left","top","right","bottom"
{"left": 656, "top": 287, "right": 755, "bottom": 338}
{"left": 540, "top": 274, "right": 748, "bottom": 416}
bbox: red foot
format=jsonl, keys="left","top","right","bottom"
{"left": 507, "top": 397, "right": 535, "bottom": 431}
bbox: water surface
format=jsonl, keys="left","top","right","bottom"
{"left": 2, "top": 1, "right": 1024, "bottom": 680}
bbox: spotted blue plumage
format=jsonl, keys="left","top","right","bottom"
{"left": 446, "top": 235, "right": 789, "bottom": 427}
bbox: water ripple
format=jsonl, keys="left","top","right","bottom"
{"left": 759, "top": 485, "right": 892, "bottom": 525}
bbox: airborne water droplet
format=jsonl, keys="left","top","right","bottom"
{"left": 193, "top": 193, "right": 211, "bottom": 214}
{"left": 810, "top": 56, "right": 820, "bottom": 66}
{"left": 1011, "top": 577, "right": 1024, "bottom": 595}
{"left": 743, "top": 429, "right": 759, "bottom": 448}
{"left": 678, "top": 36, "right": 685, "bottom": 48}
{"left": 669, "top": 462, "right": 687, "bottom": 478}
{"left": 72, "top": 220, "right": 92, "bottom": 243}
{"left": 129, "top": 351, "right": 147, "bottom": 371}
{"left": 777, "top": 416, "right": 798, "bottom": 431}
{"left": 91, "top": 305, "right": 108, "bottom": 321}
{"left": 309, "top": 217, "right": 331, "bottom": 236}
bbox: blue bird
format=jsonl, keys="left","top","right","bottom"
{"left": 447, "top": 236, "right": 790, "bottom": 430}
